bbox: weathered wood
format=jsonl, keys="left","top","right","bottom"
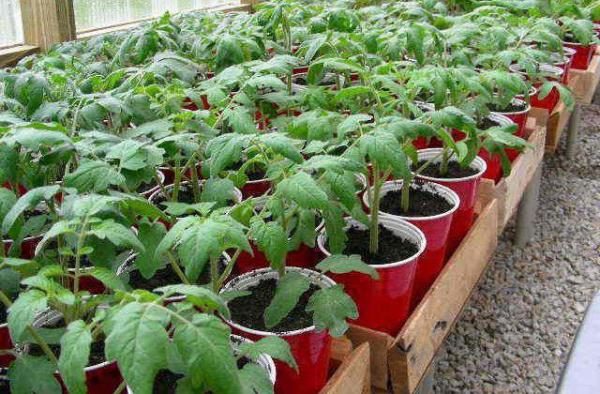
{"left": 479, "top": 119, "right": 546, "bottom": 232}
{"left": 346, "top": 197, "right": 498, "bottom": 393}
{"left": 544, "top": 101, "right": 572, "bottom": 153}
{"left": 568, "top": 55, "right": 600, "bottom": 104}
{"left": 388, "top": 200, "right": 498, "bottom": 394}
{"left": 321, "top": 343, "right": 371, "bottom": 394}
{"left": 20, "top": 0, "right": 76, "bottom": 51}
{"left": 0, "top": 45, "right": 39, "bottom": 67}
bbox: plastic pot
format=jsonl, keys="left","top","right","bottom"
{"left": 222, "top": 267, "right": 334, "bottom": 394}
{"left": 510, "top": 64, "right": 564, "bottom": 113}
{"left": 240, "top": 177, "right": 272, "bottom": 199}
{"left": 33, "top": 311, "right": 123, "bottom": 394}
{"left": 317, "top": 216, "right": 426, "bottom": 335}
{"left": 414, "top": 149, "right": 486, "bottom": 257}
{"left": 491, "top": 98, "right": 531, "bottom": 160}
{"left": 236, "top": 243, "right": 319, "bottom": 275}
{"left": 158, "top": 163, "right": 203, "bottom": 184}
{"left": 138, "top": 170, "right": 165, "bottom": 198}
{"left": 2, "top": 235, "right": 43, "bottom": 259}
{"left": 563, "top": 41, "right": 597, "bottom": 70}
{"left": 362, "top": 181, "right": 459, "bottom": 307}
{"left": 0, "top": 323, "right": 13, "bottom": 368}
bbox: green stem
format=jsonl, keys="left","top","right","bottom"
{"left": 401, "top": 177, "right": 412, "bottom": 213}
{"left": 369, "top": 165, "right": 380, "bottom": 255}
{"left": 440, "top": 148, "right": 449, "bottom": 176}
{"left": 167, "top": 252, "right": 190, "bottom": 285}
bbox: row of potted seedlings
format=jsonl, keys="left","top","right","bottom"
{"left": 1, "top": 0, "right": 599, "bottom": 393}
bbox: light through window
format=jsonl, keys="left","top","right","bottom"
{"left": 0, "top": 0, "right": 24, "bottom": 48}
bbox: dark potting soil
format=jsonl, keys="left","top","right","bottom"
{"left": 152, "top": 369, "right": 184, "bottom": 394}
{"left": 342, "top": 224, "right": 419, "bottom": 265}
{"left": 478, "top": 117, "right": 501, "bottom": 130}
{"left": 415, "top": 160, "right": 478, "bottom": 179}
{"left": 0, "top": 305, "right": 6, "bottom": 324}
{"left": 487, "top": 100, "right": 528, "bottom": 113}
{"left": 0, "top": 375, "right": 9, "bottom": 393}
{"left": 379, "top": 186, "right": 453, "bottom": 217}
{"left": 292, "top": 74, "right": 338, "bottom": 87}
{"left": 155, "top": 184, "right": 197, "bottom": 205}
{"left": 127, "top": 256, "right": 226, "bottom": 290}
{"left": 228, "top": 278, "right": 319, "bottom": 332}
{"left": 137, "top": 179, "right": 158, "bottom": 194}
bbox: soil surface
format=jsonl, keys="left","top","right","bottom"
{"left": 379, "top": 186, "right": 453, "bottom": 217}
{"left": 342, "top": 224, "right": 419, "bottom": 265}
{"left": 154, "top": 184, "right": 198, "bottom": 205}
{"left": 416, "top": 160, "right": 479, "bottom": 179}
{"left": 152, "top": 370, "right": 184, "bottom": 394}
{"left": 478, "top": 117, "right": 501, "bottom": 130}
{"left": 228, "top": 278, "right": 318, "bottom": 332}
{"left": 137, "top": 179, "right": 158, "bottom": 194}
{"left": 487, "top": 100, "right": 528, "bottom": 113}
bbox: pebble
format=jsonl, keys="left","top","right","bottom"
{"left": 434, "top": 100, "right": 600, "bottom": 393}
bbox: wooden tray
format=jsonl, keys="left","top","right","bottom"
{"left": 529, "top": 102, "right": 570, "bottom": 153}
{"left": 321, "top": 339, "right": 371, "bottom": 394}
{"left": 568, "top": 54, "right": 600, "bottom": 104}
{"left": 345, "top": 197, "right": 499, "bottom": 393}
{"left": 478, "top": 117, "right": 547, "bottom": 232}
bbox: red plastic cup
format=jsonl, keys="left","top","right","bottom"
{"left": 317, "top": 216, "right": 426, "bottom": 335}
{"left": 236, "top": 243, "right": 319, "bottom": 275}
{"left": 563, "top": 41, "right": 597, "bottom": 70}
{"left": 491, "top": 98, "right": 531, "bottom": 161}
{"left": 240, "top": 178, "right": 272, "bottom": 199}
{"left": 0, "top": 324, "right": 14, "bottom": 367}
{"left": 138, "top": 170, "right": 165, "bottom": 198}
{"left": 3, "top": 235, "right": 43, "bottom": 259}
{"left": 510, "top": 64, "right": 564, "bottom": 113}
{"left": 222, "top": 267, "right": 334, "bottom": 394}
{"left": 363, "top": 181, "right": 459, "bottom": 308}
{"left": 414, "top": 149, "right": 486, "bottom": 258}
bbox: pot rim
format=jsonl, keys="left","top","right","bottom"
{"left": 139, "top": 170, "right": 166, "bottom": 197}
{"left": 317, "top": 215, "right": 427, "bottom": 269}
{"left": 414, "top": 148, "right": 487, "bottom": 182}
{"left": 490, "top": 97, "right": 531, "bottom": 117}
{"left": 221, "top": 267, "right": 335, "bottom": 337}
{"left": 362, "top": 180, "right": 461, "bottom": 222}
{"left": 562, "top": 40, "right": 596, "bottom": 48}
{"left": 509, "top": 63, "right": 564, "bottom": 78}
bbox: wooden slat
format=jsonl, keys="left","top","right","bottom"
{"left": 346, "top": 325, "right": 394, "bottom": 390}
{"left": 388, "top": 200, "right": 498, "bottom": 394}
{"left": 321, "top": 343, "right": 371, "bottom": 394}
{"left": 20, "top": 0, "right": 76, "bottom": 51}
{"left": 568, "top": 54, "right": 600, "bottom": 104}
{"left": 545, "top": 101, "right": 571, "bottom": 153}
{"left": 0, "top": 45, "right": 39, "bottom": 67}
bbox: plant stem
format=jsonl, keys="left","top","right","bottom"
{"left": 440, "top": 148, "right": 449, "bottom": 176}
{"left": 210, "top": 257, "right": 219, "bottom": 293}
{"left": 369, "top": 165, "right": 380, "bottom": 255}
{"left": 167, "top": 252, "right": 190, "bottom": 285}
{"left": 73, "top": 216, "right": 90, "bottom": 294}
{"left": 401, "top": 177, "right": 412, "bottom": 213}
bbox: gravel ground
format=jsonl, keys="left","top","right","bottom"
{"left": 433, "top": 96, "right": 600, "bottom": 393}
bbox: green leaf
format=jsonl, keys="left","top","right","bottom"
{"left": 58, "top": 320, "right": 92, "bottom": 394}
{"left": 154, "top": 284, "right": 230, "bottom": 317}
{"left": 135, "top": 221, "right": 168, "bottom": 279}
{"left": 8, "top": 289, "right": 48, "bottom": 342}
{"left": 358, "top": 131, "right": 410, "bottom": 180}
{"left": 8, "top": 355, "right": 61, "bottom": 394}
{"left": 238, "top": 336, "right": 297, "bottom": 370}
{"left": 105, "top": 302, "right": 170, "bottom": 394}
{"left": 276, "top": 172, "right": 328, "bottom": 210}
{"left": 250, "top": 219, "right": 288, "bottom": 271}
{"left": 173, "top": 314, "right": 241, "bottom": 394}
{"left": 239, "top": 363, "right": 274, "bottom": 394}
{"left": 64, "top": 160, "right": 125, "bottom": 193}
{"left": 2, "top": 185, "right": 60, "bottom": 235}
{"left": 12, "top": 124, "right": 72, "bottom": 150}
{"left": 307, "top": 285, "right": 358, "bottom": 337}
{"left": 89, "top": 219, "right": 145, "bottom": 252}
{"left": 264, "top": 272, "right": 311, "bottom": 329}
{"left": 316, "top": 255, "right": 379, "bottom": 279}
{"left": 200, "top": 178, "right": 237, "bottom": 207}
{"left": 89, "top": 267, "right": 126, "bottom": 291}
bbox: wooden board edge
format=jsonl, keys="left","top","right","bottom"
{"left": 545, "top": 102, "right": 571, "bottom": 152}
{"left": 320, "top": 343, "right": 371, "bottom": 394}
{"left": 346, "top": 325, "right": 394, "bottom": 390}
{"left": 388, "top": 199, "right": 498, "bottom": 393}
{"left": 0, "top": 45, "right": 39, "bottom": 68}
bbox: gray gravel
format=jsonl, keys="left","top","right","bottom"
{"left": 433, "top": 97, "right": 600, "bottom": 393}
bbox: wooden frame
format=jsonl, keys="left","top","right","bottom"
{"left": 321, "top": 338, "right": 371, "bottom": 394}
{"left": 568, "top": 54, "right": 600, "bottom": 104}
{"left": 345, "top": 196, "right": 498, "bottom": 393}
{"left": 479, "top": 117, "right": 547, "bottom": 232}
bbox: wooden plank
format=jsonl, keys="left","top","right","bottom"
{"left": 388, "top": 200, "right": 498, "bottom": 394}
{"left": 0, "top": 45, "right": 39, "bottom": 67}
{"left": 545, "top": 102, "right": 571, "bottom": 153}
{"left": 20, "top": 0, "right": 77, "bottom": 51}
{"left": 321, "top": 343, "right": 371, "bottom": 394}
{"left": 346, "top": 325, "right": 394, "bottom": 390}
{"left": 568, "top": 55, "right": 600, "bottom": 104}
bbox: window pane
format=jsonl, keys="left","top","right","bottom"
{"left": 74, "top": 0, "right": 239, "bottom": 32}
{"left": 0, "top": 0, "right": 24, "bottom": 48}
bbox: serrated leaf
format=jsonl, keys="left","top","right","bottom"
{"left": 135, "top": 221, "right": 168, "bottom": 279}
{"left": 8, "top": 289, "right": 48, "bottom": 341}
{"left": 58, "top": 320, "right": 92, "bottom": 394}
{"left": 307, "top": 285, "right": 357, "bottom": 337}
{"left": 64, "top": 160, "right": 125, "bottom": 193}
{"left": 2, "top": 185, "right": 60, "bottom": 235}
{"left": 89, "top": 219, "right": 145, "bottom": 252}
{"left": 264, "top": 272, "right": 311, "bottom": 329}
{"left": 276, "top": 172, "right": 328, "bottom": 209}
{"left": 239, "top": 363, "right": 274, "bottom": 394}
{"left": 238, "top": 335, "right": 296, "bottom": 370}
{"left": 8, "top": 355, "right": 61, "bottom": 394}
{"left": 154, "top": 284, "right": 230, "bottom": 317}
{"left": 316, "top": 255, "right": 378, "bottom": 279}
{"left": 250, "top": 219, "right": 288, "bottom": 271}
{"left": 90, "top": 267, "right": 126, "bottom": 291}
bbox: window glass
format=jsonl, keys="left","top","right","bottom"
{"left": 0, "top": 0, "right": 24, "bottom": 48}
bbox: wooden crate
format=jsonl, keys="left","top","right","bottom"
{"left": 529, "top": 102, "right": 570, "bottom": 153}
{"left": 321, "top": 339, "right": 371, "bottom": 394}
{"left": 478, "top": 117, "right": 547, "bottom": 232}
{"left": 568, "top": 54, "right": 600, "bottom": 104}
{"left": 345, "top": 197, "right": 499, "bottom": 393}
